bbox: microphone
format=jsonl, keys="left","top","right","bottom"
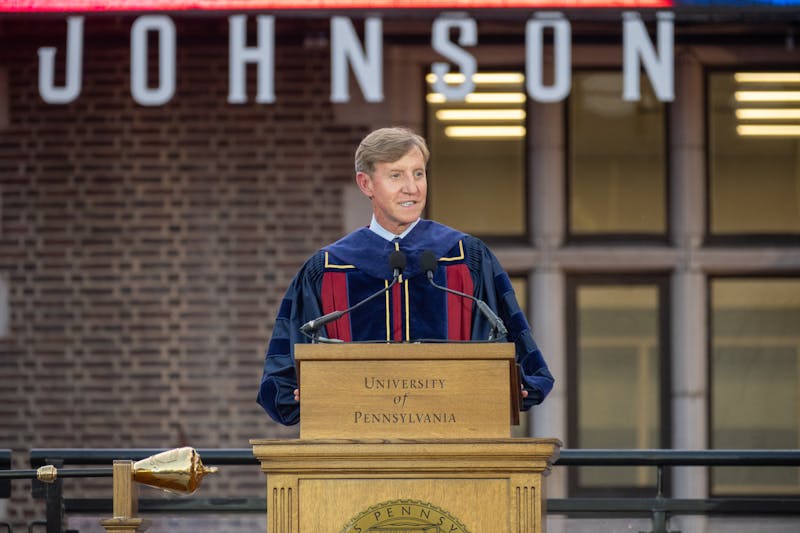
{"left": 419, "top": 250, "right": 508, "bottom": 341}
{"left": 300, "top": 250, "right": 407, "bottom": 339}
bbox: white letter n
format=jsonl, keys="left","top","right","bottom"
{"left": 330, "top": 17, "right": 383, "bottom": 103}
{"left": 623, "top": 11, "right": 674, "bottom": 102}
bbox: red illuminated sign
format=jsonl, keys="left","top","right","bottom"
{"left": 0, "top": 0, "right": 674, "bottom": 13}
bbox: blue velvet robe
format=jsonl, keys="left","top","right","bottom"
{"left": 257, "top": 220, "right": 554, "bottom": 426}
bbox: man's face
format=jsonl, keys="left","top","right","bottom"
{"left": 356, "top": 146, "right": 427, "bottom": 235}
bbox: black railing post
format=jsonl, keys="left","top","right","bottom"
{"left": 0, "top": 449, "right": 10, "bottom": 533}
{"left": 30, "top": 458, "right": 64, "bottom": 533}
{"left": 654, "top": 465, "right": 667, "bottom": 533}
{"left": 0, "top": 449, "right": 10, "bottom": 499}
{"left": 44, "top": 473, "right": 64, "bottom": 533}
{"left": 643, "top": 465, "right": 679, "bottom": 533}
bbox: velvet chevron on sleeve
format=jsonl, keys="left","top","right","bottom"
{"left": 462, "top": 236, "right": 554, "bottom": 410}
{"left": 256, "top": 252, "right": 325, "bottom": 426}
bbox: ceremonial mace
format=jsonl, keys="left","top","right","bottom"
{"left": 34, "top": 447, "right": 218, "bottom": 532}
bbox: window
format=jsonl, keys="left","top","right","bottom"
{"left": 426, "top": 70, "right": 527, "bottom": 238}
{"left": 568, "top": 71, "right": 667, "bottom": 239}
{"left": 568, "top": 276, "right": 670, "bottom": 494}
{"left": 708, "top": 71, "right": 800, "bottom": 238}
{"left": 710, "top": 277, "right": 800, "bottom": 495}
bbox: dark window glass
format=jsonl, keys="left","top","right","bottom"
{"left": 708, "top": 71, "right": 800, "bottom": 237}
{"left": 426, "top": 71, "right": 526, "bottom": 237}
{"left": 568, "top": 277, "right": 670, "bottom": 494}
{"left": 711, "top": 277, "right": 800, "bottom": 495}
{"left": 568, "top": 72, "right": 667, "bottom": 237}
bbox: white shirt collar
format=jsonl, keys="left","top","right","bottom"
{"left": 368, "top": 215, "right": 420, "bottom": 241}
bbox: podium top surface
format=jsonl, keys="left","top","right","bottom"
{"left": 294, "top": 342, "right": 515, "bottom": 361}
{"left": 250, "top": 437, "right": 563, "bottom": 447}
{"left": 250, "top": 438, "right": 562, "bottom": 464}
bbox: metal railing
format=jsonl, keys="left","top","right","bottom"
{"left": 0, "top": 449, "right": 10, "bottom": 495}
{"left": 0, "top": 450, "right": 10, "bottom": 533}
{"left": 1, "top": 448, "right": 798, "bottom": 533}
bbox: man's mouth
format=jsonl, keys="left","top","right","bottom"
{"left": 400, "top": 201, "right": 416, "bottom": 207}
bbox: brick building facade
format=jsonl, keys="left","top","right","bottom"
{"left": 0, "top": 16, "right": 371, "bottom": 528}
{"left": 2, "top": 7, "right": 800, "bottom": 533}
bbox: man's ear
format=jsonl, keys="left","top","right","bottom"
{"left": 355, "top": 172, "right": 373, "bottom": 199}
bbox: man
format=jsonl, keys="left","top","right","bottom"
{"left": 258, "top": 127, "right": 554, "bottom": 425}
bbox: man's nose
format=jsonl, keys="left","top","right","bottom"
{"left": 401, "top": 174, "right": 419, "bottom": 193}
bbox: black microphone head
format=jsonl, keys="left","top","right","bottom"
{"left": 389, "top": 250, "right": 407, "bottom": 272}
{"left": 419, "top": 250, "right": 438, "bottom": 275}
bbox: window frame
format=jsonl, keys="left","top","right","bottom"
{"left": 707, "top": 272, "right": 800, "bottom": 497}
{"left": 564, "top": 68, "right": 672, "bottom": 245}
{"left": 703, "top": 67, "right": 800, "bottom": 245}
{"left": 422, "top": 64, "right": 531, "bottom": 245}
{"left": 566, "top": 273, "right": 673, "bottom": 497}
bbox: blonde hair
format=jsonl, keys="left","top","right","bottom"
{"left": 354, "top": 127, "right": 430, "bottom": 175}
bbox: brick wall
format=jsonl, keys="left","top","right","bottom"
{"left": 0, "top": 17, "right": 371, "bottom": 529}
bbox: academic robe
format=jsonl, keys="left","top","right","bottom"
{"left": 257, "top": 219, "right": 554, "bottom": 426}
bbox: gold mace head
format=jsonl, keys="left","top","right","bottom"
{"left": 36, "top": 465, "right": 58, "bottom": 483}
{"left": 132, "top": 447, "right": 218, "bottom": 494}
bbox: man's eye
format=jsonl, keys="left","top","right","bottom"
{"left": 415, "top": 171, "right": 425, "bottom": 178}
{"left": 390, "top": 173, "right": 401, "bottom": 179}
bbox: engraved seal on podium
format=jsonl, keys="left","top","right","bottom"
{"left": 340, "top": 499, "right": 470, "bottom": 533}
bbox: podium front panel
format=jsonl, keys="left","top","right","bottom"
{"left": 252, "top": 438, "right": 561, "bottom": 533}
{"left": 299, "top": 358, "right": 511, "bottom": 439}
{"left": 299, "top": 477, "right": 511, "bottom": 532}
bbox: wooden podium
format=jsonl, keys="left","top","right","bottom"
{"left": 252, "top": 343, "right": 560, "bottom": 533}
